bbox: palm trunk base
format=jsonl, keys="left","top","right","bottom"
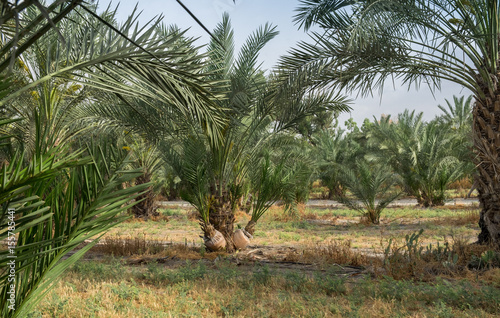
{"left": 477, "top": 194, "right": 500, "bottom": 245}
{"left": 245, "top": 220, "right": 257, "bottom": 235}
{"left": 208, "top": 195, "right": 236, "bottom": 252}
{"left": 132, "top": 192, "right": 158, "bottom": 219}
{"left": 477, "top": 211, "right": 491, "bottom": 244}
{"left": 131, "top": 174, "right": 158, "bottom": 219}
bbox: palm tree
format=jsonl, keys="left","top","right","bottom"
{"left": 1, "top": 3, "right": 226, "bottom": 215}
{"left": 437, "top": 96, "right": 474, "bottom": 134}
{"left": 335, "top": 158, "right": 401, "bottom": 224}
{"left": 0, "top": 0, "right": 83, "bottom": 74}
{"left": 369, "top": 110, "right": 465, "bottom": 207}
{"left": 436, "top": 95, "right": 476, "bottom": 191}
{"left": 1, "top": 3, "right": 225, "bottom": 144}
{"left": 124, "top": 136, "right": 164, "bottom": 220}
{"left": 312, "top": 125, "right": 356, "bottom": 199}
{"left": 162, "top": 14, "right": 349, "bottom": 252}
{"left": 285, "top": 0, "right": 500, "bottom": 245}
{"left": 0, "top": 140, "right": 149, "bottom": 318}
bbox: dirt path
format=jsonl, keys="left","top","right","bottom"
{"left": 159, "top": 198, "right": 479, "bottom": 209}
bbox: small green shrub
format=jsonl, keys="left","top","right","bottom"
{"left": 70, "top": 259, "right": 124, "bottom": 282}
{"left": 313, "top": 272, "right": 346, "bottom": 295}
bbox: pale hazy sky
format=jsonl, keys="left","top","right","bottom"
{"left": 106, "top": 0, "right": 471, "bottom": 127}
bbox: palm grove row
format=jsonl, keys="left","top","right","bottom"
{"left": 1, "top": 1, "right": 499, "bottom": 317}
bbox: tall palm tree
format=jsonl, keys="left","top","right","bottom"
{"left": 284, "top": 0, "right": 500, "bottom": 246}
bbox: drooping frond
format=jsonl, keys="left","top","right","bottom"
{"left": 285, "top": 0, "right": 500, "bottom": 99}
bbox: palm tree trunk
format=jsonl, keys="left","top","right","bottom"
{"left": 208, "top": 191, "right": 236, "bottom": 252}
{"left": 131, "top": 173, "right": 158, "bottom": 219}
{"left": 473, "top": 96, "right": 500, "bottom": 246}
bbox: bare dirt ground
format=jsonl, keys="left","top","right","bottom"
{"left": 159, "top": 198, "right": 479, "bottom": 209}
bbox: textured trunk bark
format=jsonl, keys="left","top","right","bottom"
{"left": 473, "top": 95, "right": 500, "bottom": 246}
{"left": 208, "top": 191, "right": 236, "bottom": 252}
{"left": 328, "top": 184, "right": 344, "bottom": 200}
{"left": 131, "top": 173, "right": 158, "bottom": 220}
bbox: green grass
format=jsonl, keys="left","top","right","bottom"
{"left": 31, "top": 258, "right": 500, "bottom": 317}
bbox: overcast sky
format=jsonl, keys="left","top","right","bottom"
{"left": 106, "top": 0, "right": 471, "bottom": 127}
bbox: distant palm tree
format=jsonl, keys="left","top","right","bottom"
{"left": 285, "top": 0, "right": 500, "bottom": 245}
{"left": 369, "top": 111, "right": 465, "bottom": 207}
{"left": 125, "top": 137, "right": 164, "bottom": 220}
{"left": 335, "top": 159, "right": 401, "bottom": 224}
{"left": 312, "top": 126, "right": 356, "bottom": 199}
{"left": 437, "top": 96, "right": 473, "bottom": 134}
{"left": 436, "top": 95, "right": 475, "bottom": 189}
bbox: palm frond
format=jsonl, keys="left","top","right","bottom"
{"left": 283, "top": 0, "right": 494, "bottom": 98}
{"left": 0, "top": 141, "right": 149, "bottom": 317}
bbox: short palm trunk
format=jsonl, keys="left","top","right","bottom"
{"left": 207, "top": 193, "right": 236, "bottom": 252}
{"left": 131, "top": 173, "right": 159, "bottom": 219}
{"left": 233, "top": 229, "right": 252, "bottom": 250}
{"left": 203, "top": 226, "right": 226, "bottom": 251}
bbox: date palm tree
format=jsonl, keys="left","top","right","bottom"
{"left": 285, "top": 0, "right": 500, "bottom": 246}
{"left": 312, "top": 125, "right": 359, "bottom": 199}
{"left": 335, "top": 158, "right": 401, "bottom": 224}
{"left": 437, "top": 96, "right": 473, "bottom": 135}
{"left": 369, "top": 110, "right": 465, "bottom": 207}
{"left": 436, "top": 95, "right": 475, "bottom": 189}
{"left": 1, "top": 2, "right": 224, "bottom": 145}
{"left": 1, "top": 2, "right": 226, "bottom": 215}
{"left": 0, "top": 139, "right": 149, "bottom": 318}
{"left": 163, "top": 14, "right": 350, "bottom": 251}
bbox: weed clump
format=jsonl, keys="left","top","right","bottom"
{"left": 381, "top": 229, "right": 499, "bottom": 280}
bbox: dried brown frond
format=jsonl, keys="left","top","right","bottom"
{"left": 448, "top": 178, "right": 473, "bottom": 190}
{"left": 91, "top": 236, "right": 167, "bottom": 256}
{"left": 187, "top": 209, "right": 199, "bottom": 221}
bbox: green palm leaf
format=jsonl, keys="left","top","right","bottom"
{"left": 0, "top": 141, "right": 149, "bottom": 317}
